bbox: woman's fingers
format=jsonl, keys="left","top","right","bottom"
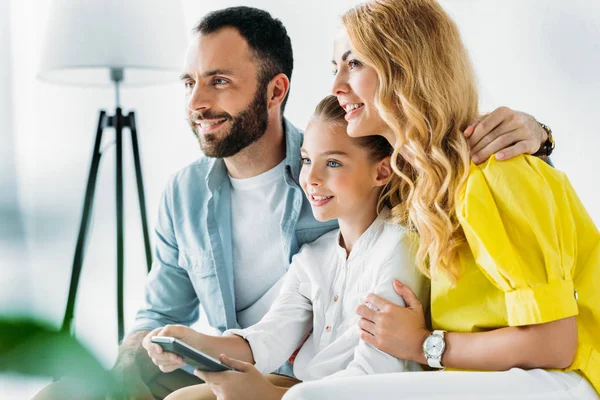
{"left": 393, "top": 280, "right": 422, "bottom": 310}
{"left": 364, "top": 293, "right": 392, "bottom": 312}
{"left": 358, "top": 317, "right": 376, "bottom": 335}
{"left": 359, "top": 329, "right": 377, "bottom": 347}
{"left": 356, "top": 302, "right": 378, "bottom": 322}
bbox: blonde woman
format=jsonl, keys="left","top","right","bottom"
{"left": 284, "top": 0, "right": 600, "bottom": 399}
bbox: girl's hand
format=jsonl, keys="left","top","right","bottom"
{"left": 195, "top": 355, "right": 282, "bottom": 400}
{"left": 356, "top": 280, "right": 430, "bottom": 364}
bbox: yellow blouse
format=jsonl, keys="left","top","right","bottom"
{"left": 430, "top": 155, "right": 599, "bottom": 393}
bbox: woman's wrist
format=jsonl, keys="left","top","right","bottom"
{"left": 412, "top": 329, "right": 432, "bottom": 365}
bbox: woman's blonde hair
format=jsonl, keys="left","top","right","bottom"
{"left": 312, "top": 95, "right": 397, "bottom": 212}
{"left": 343, "top": 0, "right": 479, "bottom": 279}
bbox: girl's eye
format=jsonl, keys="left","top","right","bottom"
{"left": 327, "top": 160, "right": 341, "bottom": 168}
{"left": 301, "top": 157, "right": 311, "bottom": 165}
{"left": 332, "top": 68, "right": 338, "bottom": 76}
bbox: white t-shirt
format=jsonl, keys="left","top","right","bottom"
{"left": 225, "top": 210, "right": 428, "bottom": 381}
{"left": 229, "top": 160, "right": 288, "bottom": 328}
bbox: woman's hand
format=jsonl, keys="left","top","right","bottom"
{"left": 195, "top": 355, "right": 283, "bottom": 400}
{"left": 142, "top": 324, "right": 201, "bottom": 373}
{"left": 356, "top": 280, "right": 430, "bottom": 364}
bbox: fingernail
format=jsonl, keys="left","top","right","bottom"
{"left": 471, "top": 155, "right": 479, "bottom": 164}
{"left": 496, "top": 152, "right": 505, "bottom": 160}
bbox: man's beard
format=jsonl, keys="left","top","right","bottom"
{"left": 188, "top": 83, "right": 269, "bottom": 158}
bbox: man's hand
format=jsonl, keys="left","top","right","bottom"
{"left": 142, "top": 325, "right": 201, "bottom": 373}
{"left": 465, "top": 107, "right": 548, "bottom": 164}
{"left": 195, "top": 355, "right": 284, "bottom": 400}
{"left": 108, "top": 330, "right": 156, "bottom": 400}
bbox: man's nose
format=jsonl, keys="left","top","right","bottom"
{"left": 187, "top": 85, "right": 212, "bottom": 113}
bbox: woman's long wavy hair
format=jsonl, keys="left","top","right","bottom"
{"left": 343, "top": 0, "right": 479, "bottom": 280}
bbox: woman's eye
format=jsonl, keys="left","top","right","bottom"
{"left": 348, "top": 60, "right": 362, "bottom": 69}
{"left": 327, "top": 160, "right": 341, "bottom": 167}
{"left": 332, "top": 69, "right": 338, "bottom": 76}
{"left": 301, "top": 157, "right": 311, "bottom": 165}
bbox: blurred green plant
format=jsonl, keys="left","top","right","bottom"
{"left": 0, "top": 319, "right": 119, "bottom": 398}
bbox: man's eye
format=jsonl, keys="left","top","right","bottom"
{"left": 327, "top": 160, "right": 341, "bottom": 167}
{"left": 213, "top": 78, "right": 228, "bottom": 86}
{"left": 301, "top": 157, "right": 311, "bottom": 165}
{"left": 184, "top": 81, "right": 194, "bottom": 91}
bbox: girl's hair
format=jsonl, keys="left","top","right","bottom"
{"left": 313, "top": 95, "right": 396, "bottom": 212}
{"left": 343, "top": 0, "right": 479, "bottom": 280}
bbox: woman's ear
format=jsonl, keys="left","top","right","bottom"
{"left": 374, "top": 156, "right": 393, "bottom": 187}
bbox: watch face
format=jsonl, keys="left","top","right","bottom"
{"left": 425, "top": 335, "right": 445, "bottom": 358}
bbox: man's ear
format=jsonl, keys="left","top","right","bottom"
{"left": 267, "top": 73, "right": 290, "bottom": 110}
{"left": 374, "top": 156, "right": 393, "bottom": 187}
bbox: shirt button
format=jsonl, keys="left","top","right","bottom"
{"left": 333, "top": 295, "right": 339, "bottom": 302}
{"left": 326, "top": 325, "right": 332, "bottom": 332}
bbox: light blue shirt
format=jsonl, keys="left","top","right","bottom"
{"left": 133, "top": 119, "right": 338, "bottom": 375}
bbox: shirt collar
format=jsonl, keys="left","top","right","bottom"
{"left": 336, "top": 208, "right": 392, "bottom": 262}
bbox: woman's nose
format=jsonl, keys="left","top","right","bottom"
{"left": 331, "top": 71, "right": 350, "bottom": 96}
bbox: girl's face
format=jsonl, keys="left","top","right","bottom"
{"left": 299, "top": 117, "right": 387, "bottom": 222}
{"left": 331, "top": 27, "right": 394, "bottom": 145}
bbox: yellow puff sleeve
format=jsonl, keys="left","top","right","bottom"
{"left": 457, "top": 155, "right": 582, "bottom": 326}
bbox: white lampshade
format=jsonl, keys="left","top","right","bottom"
{"left": 38, "top": 0, "right": 187, "bottom": 86}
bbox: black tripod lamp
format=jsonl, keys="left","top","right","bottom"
{"left": 37, "top": 0, "right": 187, "bottom": 342}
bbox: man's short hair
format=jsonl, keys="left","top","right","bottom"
{"left": 193, "top": 6, "right": 294, "bottom": 113}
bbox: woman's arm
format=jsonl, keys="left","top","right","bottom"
{"left": 441, "top": 317, "right": 577, "bottom": 370}
{"left": 357, "top": 281, "right": 578, "bottom": 371}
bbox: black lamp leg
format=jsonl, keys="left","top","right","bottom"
{"left": 62, "top": 108, "right": 153, "bottom": 344}
{"left": 115, "top": 107, "right": 125, "bottom": 342}
{"left": 62, "top": 111, "right": 107, "bottom": 335}
{"left": 128, "top": 112, "right": 153, "bottom": 273}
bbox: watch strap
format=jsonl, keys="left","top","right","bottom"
{"left": 532, "top": 121, "right": 555, "bottom": 157}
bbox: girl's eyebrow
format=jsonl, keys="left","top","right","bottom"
{"left": 321, "top": 150, "right": 349, "bottom": 156}
{"left": 331, "top": 50, "right": 352, "bottom": 65}
{"left": 299, "top": 148, "right": 349, "bottom": 157}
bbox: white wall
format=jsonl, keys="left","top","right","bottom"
{"left": 2, "top": 0, "right": 599, "bottom": 394}
{"left": 0, "top": 0, "right": 30, "bottom": 317}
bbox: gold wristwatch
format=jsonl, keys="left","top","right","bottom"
{"left": 532, "top": 121, "right": 555, "bottom": 157}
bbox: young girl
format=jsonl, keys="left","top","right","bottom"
{"left": 284, "top": 0, "right": 600, "bottom": 399}
{"left": 156, "top": 95, "right": 427, "bottom": 400}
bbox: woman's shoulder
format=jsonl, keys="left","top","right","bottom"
{"left": 460, "top": 155, "right": 567, "bottom": 213}
{"left": 466, "top": 155, "right": 564, "bottom": 189}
